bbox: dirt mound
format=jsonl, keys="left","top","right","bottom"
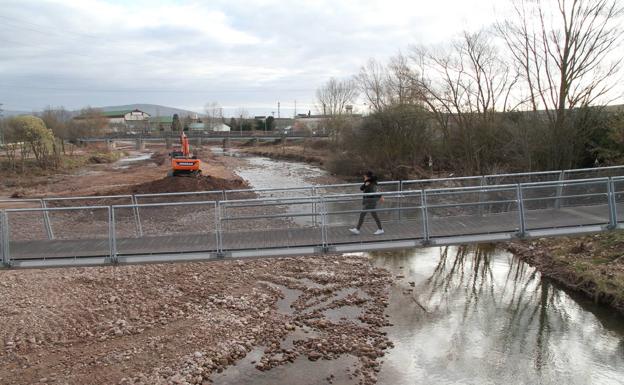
{"left": 150, "top": 152, "right": 167, "bottom": 166}
{"left": 108, "top": 175, "right": 250, "bottom": 195}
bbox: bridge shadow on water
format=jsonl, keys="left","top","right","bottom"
{"left": 371, "top": 245, "right": 624, "bottom": 384}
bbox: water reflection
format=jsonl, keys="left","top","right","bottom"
{"left": 372, "top": 246, "right": 624, "bottom": 385}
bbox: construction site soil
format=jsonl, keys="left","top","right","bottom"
{"left": 0, "top": 255, "right": 392, "bottom": 385}
{"left": 104, "top": 175, "right": 250, "bottom": 196}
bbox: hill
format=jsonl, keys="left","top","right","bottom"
{"left": 99, "top": 104, "right": 200, "bottom": 117}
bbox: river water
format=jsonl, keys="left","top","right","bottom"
{"left": 222, "top": 151, "right": 624, "bottom": 384}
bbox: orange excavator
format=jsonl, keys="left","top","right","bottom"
{"left": 169, "top": 132, "right": 201, "bottom": 176}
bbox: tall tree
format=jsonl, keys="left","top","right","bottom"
{"left": 497, "top": 0, "right": 624, "bottom": 168}
{"left": 316, "top": 77, "right": 358, "bottom": 116}
{"left": 171, "top": 114, "right": 182, "bottom": 132}
{"left": 411, "top": 30, "right": 517, "bottom": 173}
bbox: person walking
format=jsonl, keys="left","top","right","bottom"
{"left": 349, "top": 171, "right": 384, "bottom": 235}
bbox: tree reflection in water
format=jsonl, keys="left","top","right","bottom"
{"left": 371, "top": 245, "right": 624, "bottom": 384}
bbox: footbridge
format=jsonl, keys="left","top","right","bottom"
{"left": 77, "top": 131, "right": 329, "bottom": 150}
{"left": 2, "top": 165, "right": 624, "bottom": 269}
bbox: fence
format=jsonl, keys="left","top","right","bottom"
{"left": 2, "top": 176, "right": 624, "bottom": 268}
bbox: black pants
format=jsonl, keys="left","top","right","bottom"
{"left": 357, "top": 200, "right": 382, "bottom": 230}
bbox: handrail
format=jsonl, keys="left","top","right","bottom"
{"left": 3, "top": 165, "right": 623, "bottom": 208}
{"left": 2, "top": 174, "right": 624, "bottom": 267}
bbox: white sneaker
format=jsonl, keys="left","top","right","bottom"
{"left": 374, "top": 229, "right": 385, "bottom": 235}
{"left": 349, "top": 228, "right": 360, "bottom": 235}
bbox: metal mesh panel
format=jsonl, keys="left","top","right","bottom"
{"left": 612, "top": 178, "right": 624, "bottom": 224}
{"left": 135, "top": 191, "right": 224, "bottom": 204}
{"left": 228, "top": 187, "right": 315, "bottom": 201}
{"left": 7, "top": 207, "right": 110, "bottom": 260}
{"left": 484, "top": 171, "right": 561, "bottom": 185}
{"left": 521, "top": 181, "right": 610, "bottom": 230}
{"left": 564, "top": 166, "right": 624, "bottom": 181}
{"left": 114, "top": 202, "right": 218, "bottom": 255}
{"left": 424, "top": 187, "right": 520, "bottom": 237}
{"left": 402, "top": 176, "right": 482, "bottom": 192}
{"left": 220, "top": 197, "right": 322, "bottom": 250}
{"left": 44, "top": 195, "right": 133, "bottom": 208}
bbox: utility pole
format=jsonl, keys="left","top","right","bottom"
{"left": 239, "top": 114, "right": 242, "bottom": 136}
{"left": 277, "top": 101, "right": 280, "bottom": 119}
{"left": 0, "top": 103, "right": 4, "bottom": 145}
{"left": 294, "top": 100, "right": 297, "bottom": 118}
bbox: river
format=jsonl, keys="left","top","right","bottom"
{"left": 218, "top": 150, "right": 624, "bottom": 384}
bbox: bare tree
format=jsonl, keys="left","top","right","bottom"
{"left": 386, "top": 53, "right": 421, "bottom": 106}
{"left": 204, "top": 101, "right": 222, "bottom": 131}
{"left": 358, "top": 59, "right": 391, "bottom": 113}
{"left": 316, "top": 77, "right": 359, "bottom": 116}
{"left": 410, "top": 30, "right": 518, "bottom": 173}
{"left": 40, "top": 106, "right": 72, "bottom": 154}
{"left": 497, "top": 0, "right": 624, "bottom": 168}
{"left": 357, "top": 54, "right": 422, "bottom": 113}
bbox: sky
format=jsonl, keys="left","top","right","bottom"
{"left": 0, "top": 0, "right": 526, "bottom": 116}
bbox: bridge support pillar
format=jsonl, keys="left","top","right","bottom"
{"left": 165, "top": 137, "right": 173, "bottom": 149}
{"left": 223, "top": 138, "right": 231, "bottom": 150}
{"left": 135, "top": 139, "right": 145, "bottom": 150}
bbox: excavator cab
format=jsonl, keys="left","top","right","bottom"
{"left": 169, "top": 133, "right": 201, "bottom": 176}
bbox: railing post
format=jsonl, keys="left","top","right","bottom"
{"left": 478, "top": 176, "right": 486, "bottom": 215}
{"left": 41, "top": 199, "right": 54, "bottom": 240}
{"left": 398, "top": 181, "right": 404, "bottom": 222}
{"left": 131, "top": 195, "right": 143, "bottom": 237}
{"left": 1, "top": 211, "right": 10, "bottom": 267}
{"left": 516, "top": 183, "right": 526, "bottom": 237}
{"left": 312, "top": 186, "right": 318, "bottom": 227}
{"left": 607, "top": 178, "right": 617, "bottom": 229}
{"left": 216, "top": 201, "right": 224, "bottom": 257}
{"left": 420, "top": 190, "right": 430, "bottom": 243}
{"left": 320, "top": 197, "right": 328, "bottom": 252}
{"left": 109, "top": 206, "right": 117, "bottom": 264}
{"left": 555, "top": 170, "right": 565, "bottom": 209}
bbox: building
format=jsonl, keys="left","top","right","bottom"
{"left": 293, "top": 113, "right": 362, "bottom": 134}
{"left": 149, "top": 116, "right": 173, "bottom": 131}
{"left": 210, "top": 123, "right": 230, "bottom": 132}
{"left": 188, "top": 122, "right": 204, "bottom": 131}
{"left": 74, "top": 108, "right": 150, "bottom": 131}
{"left": 102, "top": 109, "right": 150, "bottom": 129}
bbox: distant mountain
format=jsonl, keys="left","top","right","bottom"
{"left": 98, "top": 104, "right": 200, "bottom": 117}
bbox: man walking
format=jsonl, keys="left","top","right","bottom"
{"left": 349, "top": 171, "right": 384, "bottom": 235}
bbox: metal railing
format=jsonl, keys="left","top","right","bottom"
{"left": 2, "top": 176, "right": 623, "bottom": 268}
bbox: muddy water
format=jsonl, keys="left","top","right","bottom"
{"left": 216, "top": 150, "right": 624, "bottom": 384}
{"left": 213, "top": 146, "right": 326, "bottom": 195}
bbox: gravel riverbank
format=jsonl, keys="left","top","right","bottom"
{"left": 0, "top": 254, "right": 393, "bottom": 385}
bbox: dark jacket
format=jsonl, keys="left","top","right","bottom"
{"left": 360, "top": 176, "right": 381, "bottom": 203}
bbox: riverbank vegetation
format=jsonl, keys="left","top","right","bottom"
{"left": 508, "top": 233, "right": 624, "bottom": 315}
{"left": 314, "top": 0, "right": 624, "bottom": 180}
{"left": 0, "top": 110, "right": 110, "bottom": 175}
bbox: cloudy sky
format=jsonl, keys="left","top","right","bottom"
{"left": 2, "top": 0, "right": 510, "bottom": 116}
